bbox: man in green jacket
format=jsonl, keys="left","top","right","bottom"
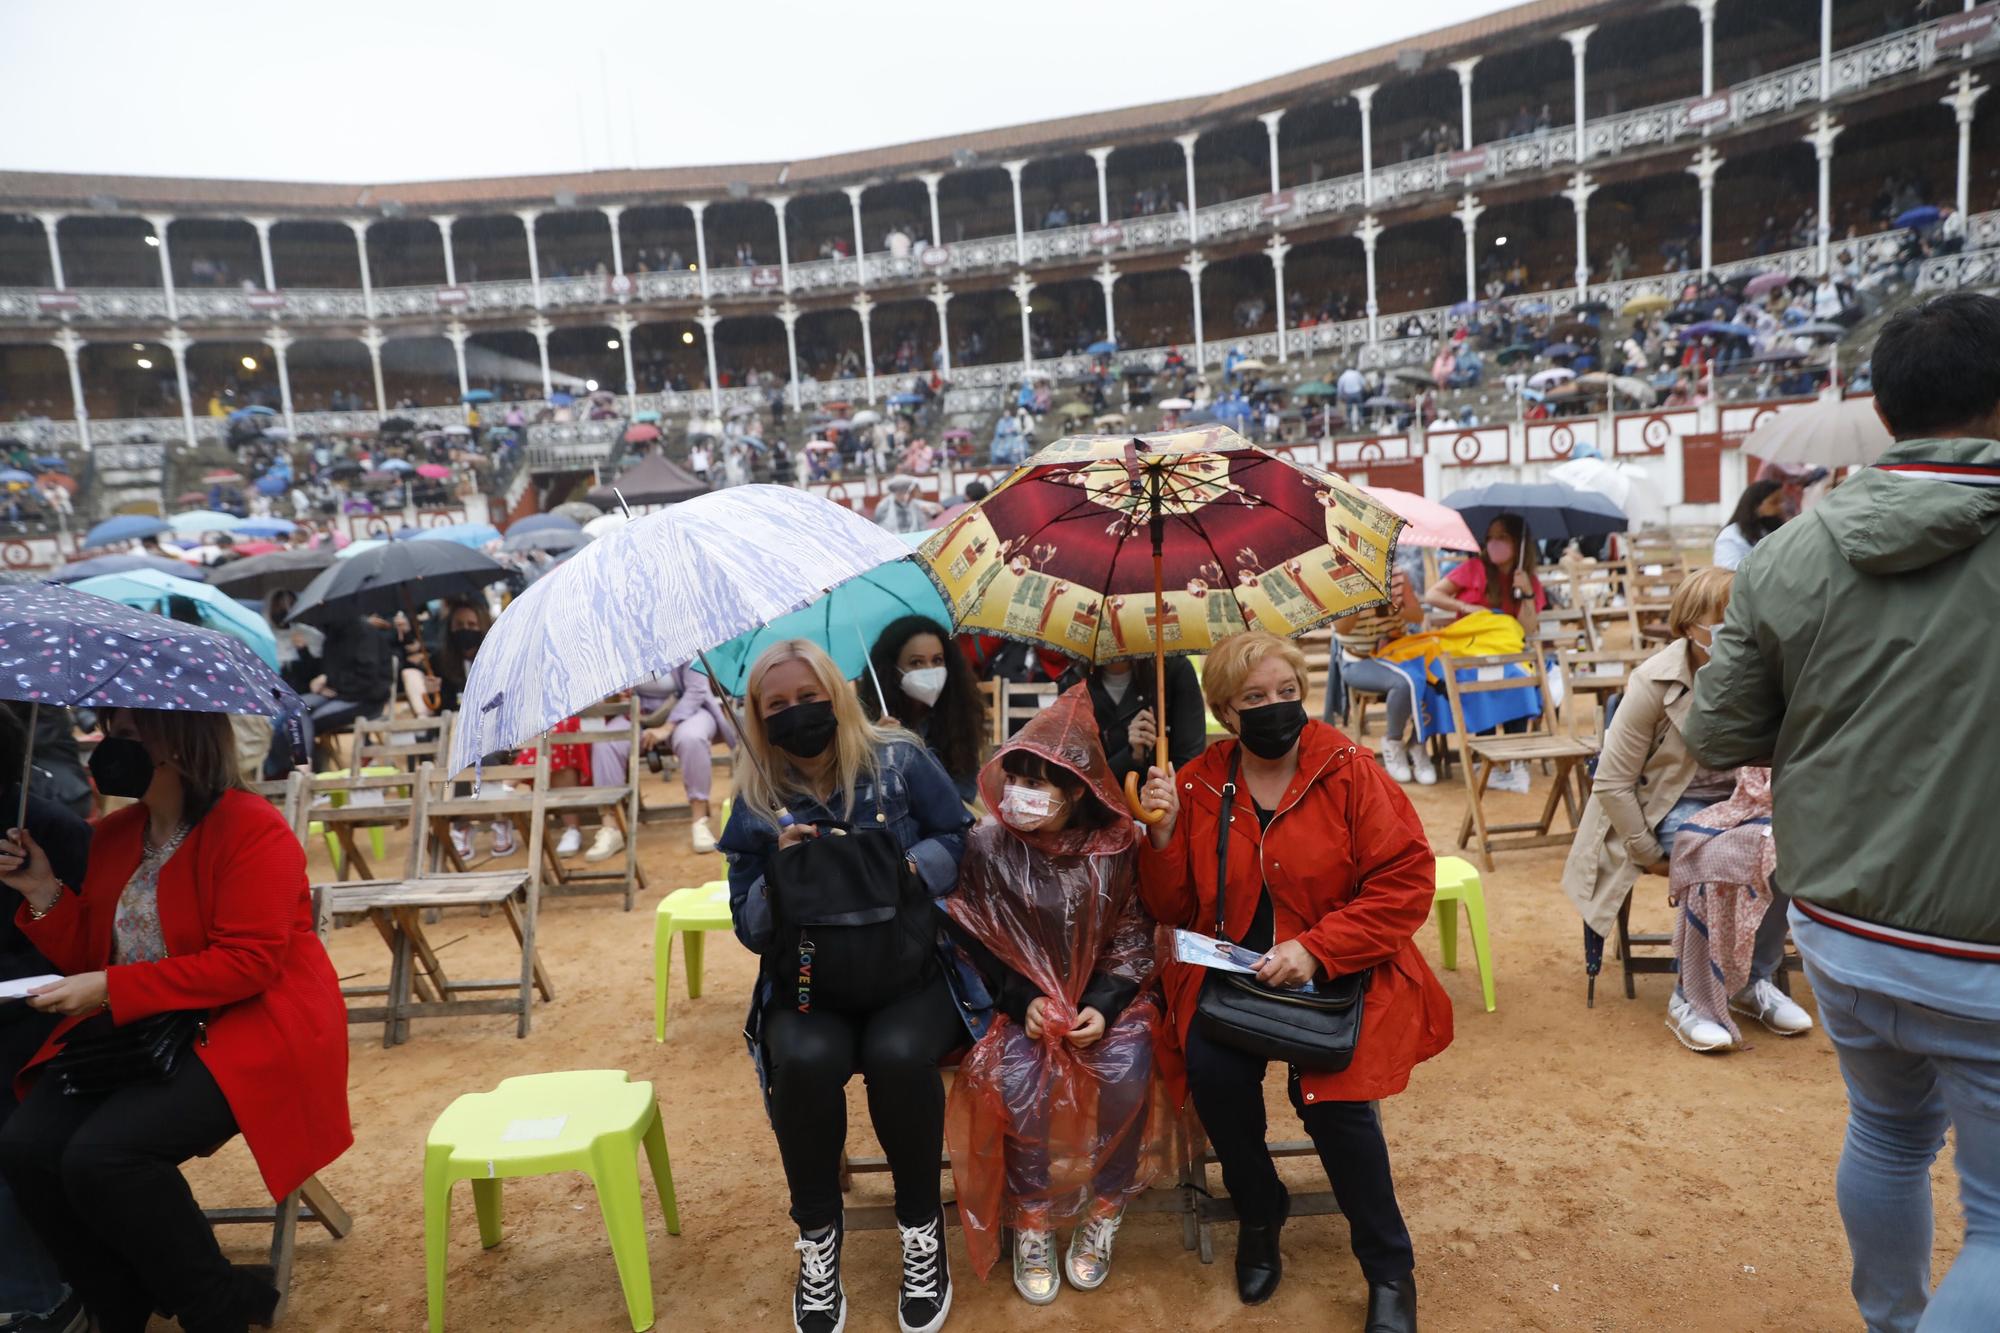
{"left": 1687, "top": 291, "right": 2000, "bottom": 1333}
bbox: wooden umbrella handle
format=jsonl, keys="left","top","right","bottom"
{"left": 1123, "top": 530, "right": 1171, "bottom": 826}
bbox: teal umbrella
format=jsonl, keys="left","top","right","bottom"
{"left": 69, "top": 567, "right": 280, "bottom": 668}
{"left": 701, "top": 534, "right": 947, "bottom": 697}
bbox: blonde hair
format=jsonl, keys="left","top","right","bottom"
{"left": 734, "top": 638, "right": 894, "bottom": 823}
{"left": 1668, "top": 566, "right": 1734, "bottom": 640}
{"left": 1200, "top": 631, "right": 1310, "bottom": 728}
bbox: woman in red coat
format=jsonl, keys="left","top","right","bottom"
{"left": 0, "top": 706, "right": 351, "bottom": 1333}
{"left": 1136, "top": 631, "right": 1451, "bottom": 1331}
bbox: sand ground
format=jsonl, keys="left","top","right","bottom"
{"left": 177, "top": 760, "right": 1963, "bottom": 1333}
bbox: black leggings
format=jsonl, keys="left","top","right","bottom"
{"left": 763, "top": 970, "right": 965, "bottom": 1232}
{"left": 0, "top": 1053, "right": 242, "bottom": 1333}
{"left": 1183, "top": 1023, "right": 1415, "bottom": 1284}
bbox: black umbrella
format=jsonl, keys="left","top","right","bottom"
{"left": 287, "top": 541, "right": 509, "bottom": 629}
{"left": 203, "top": 546, "right": 339, "bottom": 599}
{"left": 1443, "top": 480, "right": 1629, "bottom": 541}
{"left": 47, "top": 554, "right": 207, "bottom": 585}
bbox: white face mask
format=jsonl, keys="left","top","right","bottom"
{"left": 999, "top": 783, "right": 1064, "bottom": 829}
{"left": 900, "top": 666, "right": 948, "bottom": 706}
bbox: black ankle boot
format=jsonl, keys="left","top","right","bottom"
{"left": 1364, "top": 1273, "right": 1418, "bottom": 1332}
{"left": 1234, "top": 1183, "right": 1290, "bottom": 1305}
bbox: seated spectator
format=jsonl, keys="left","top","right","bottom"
{"left": 306, "top": 614, "right": 395, "bottom": 737}
{"left": 636, "top": 665, "right": 735, "bottom": 855}
{"left": 863, "top": 616, "right": 987, "bottom": 804}
{"left": 1712, "top": 480, "right": 1788, "bottom": 570}
{"left": 0, "top": 706, "right": 351, "bottom": 1333}
{"left": 1326, "top": 565, "right": 1433, "bottom": 786}
{"left": 1060, "top": 657, "right": 1206, "bottom": 791}
{"left": 873, "top": 476, "right": 935, "bottom": 534}
{"left": 1423, "top": 513, "right": 1546, "bottom": 792}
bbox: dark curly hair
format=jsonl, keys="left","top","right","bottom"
{"left": 864, "top": 615, "right": 986, "bottom": 785}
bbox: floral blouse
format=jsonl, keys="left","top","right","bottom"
{"left": 112, "top": 824, "right": 190, "bottom": 966}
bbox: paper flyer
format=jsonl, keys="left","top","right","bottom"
{"left": 1172, "top": 931, "right": 1318, "bottom": 992}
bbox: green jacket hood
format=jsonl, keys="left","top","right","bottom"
{"left": 1813, "top": 436, "right": 2000, "bottom": 574}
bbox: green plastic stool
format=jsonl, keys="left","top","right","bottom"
{"left": 311, "top": 764, "right": 399, "bottom": 871}
{"left": 424, "top": 1070, "right": 680, "bottom": 1332}
{"left": 653, "top": 881, "right": 731, "bottom": 1040}
{"left": 1433, "top": 855, "right": 1496, "bottom": 1012}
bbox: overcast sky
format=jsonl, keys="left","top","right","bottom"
{"left": 1, "top": 0, "right": 1509, "bottom": 185}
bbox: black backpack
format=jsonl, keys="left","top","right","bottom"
{"left": 764, "top": 825, "right": 936, "bottom": 1014}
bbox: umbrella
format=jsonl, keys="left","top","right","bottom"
{"left": 335, "top": 539, "right": 385, "bottom": 561}
{"left": 1747, "top": 346, "right": 1812, "bottom": 364}
{"left": 1357, "top": 485, "right": 1478, "bottom": 551}
{"left": 226, "top": 406, "right": 276, "bottom": 424}
{"left": 507, "top": 513, "right": 583, "bottom": 537}
{"left": 1742, "top": 397, "right": 1891, "bottom": 469}
{"left": 82, "top": 514, "right": 170, "bottom": 548}
{"left": 360, "top": 471, "right": 401, "bottom": 487}
{"left": 623, "top": 423, "right": 663, "bottom": 445}
{"left": 582, "top": 513, "right": 627, "bottom": 538}
{"left": 1449, "top": 299, "right": 1483, "bottom": 316}
{"left": 1895, "top": 204, "right": 1941, "bottom": 230}
{"left": 918, "top": 425, "right": 1403, "bottom": 819}
{"left": 70, "top": 569, "right": 279, "bottom": 669}
{"left": 1086, "top": 339, "right": 1119, "bottom": 355}
{"left": 1621, "top": 293, "right": 1672, "bottom": 316}
{"left": 1052, "top": 402, "right": 1093, "bottom": 419}
{"left": 1609, "top": 374, "right": 1658, "bottom": 405}
{"left": 1547, "top": 458, "right": 1668, "bottom": 529}
{"left": 447, "top": 485, "right": 917, "bottom": 775}
{"left": 549, "top": 392, "right": 574, "bottom": 407}
{"left": 820, "top": 418, "right": 854, "bottom": 432}
{"left": 1686, "top": 320, "right": 1755, "bottom": 339}
{"left": 1528, "top": 368, "right": 1575, "bottom": 389}
{"left": 1158, "top": 397, "right": 1195, "bottom": 411}
{"left": 203, "top": 546, "right": 339, "bottom": 599}
{"left": 35, "top": 472, "right": 77, "bottom": 494}
{"left": 724, "top": 402, "right": 758, "bottom": 419}
{"left": 1389, "top": 368, "right": 1437, "bottom": 389}
{"left": 377, "top": 458, "right": 415, "bottom": 473}
{"left": 235, "top": 517, "right": 297, "bottom": 538}
{"left": 167, "top": 510, "right": 245, "bottom": 536}
{"left": 1092, "top": 413, "right": 1129, "bottom": 430}
{"left": 1232, "top": 358, "right": 1268, "bottom": 374}
{"left": 254, "top": 473, "right": 289, "bottom": 497}
{"left": 406, "top": 522, "right": 502, "bottom": 549}
{"left": 288, "top": 541, "right": 510, "bottom": 630}
{"left": 1291, "top": 382, "right": 1338, "bottom": 399}
{"left": 702, "top": 534, "right": 949, "bottom": 695}
{"left": 1514, "top": 301, "right": 1551, "bottom": 316}
{"left": 1789, "top": 321, "right": 1848, "bottom": 340}
{"left": 587, "top": 454, "right": 707, "bottom": 508}
{"left": 1117, "top": 364, "right": 1153, "bottom": 379}
{"left": 442, "top": 425, "right": 473, "bottom": 437}
{"left": 503, "top": 528, "right": 590, "bottom": 555}
{"left": 1442, "top": 480, "right": 1629, "bottom": 541}
{"left": 633, "top": 410, "right": 662, "bottom": 424}
{"left": 463, "top": 389, "right": 496, "bottom": 404}
{"left": 552, "top": 501, "right": 604, "bottom": 525}
{"left": 1548, "top": 320, "right": 1597, "bottom": 342}
{"left": 1362, "top": 395, "right": 1407, "bottom": 410}
{"left": 851, "top": 410, "right": 882, "bottom": 426}
{"left": 888, "top": 392, "right": 926, "bottom": 406}
{"left": 1495, "top": 344, "right": 1536, "bottom": 365}
{"left": 1743, "top": 272, "right": 1791, "bottom": 298}
{"left": 416, "top": 463, "right": 452, "bottom": 480}
{"left": 48, "top": 554, "right": 207, "bottom": 585}
{"left": 1542, "top": 341, "right": 1582, "bottom": 359}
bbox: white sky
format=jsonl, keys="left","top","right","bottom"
{"left": 0, "top": 0, "right": 1511, "bottom": 184}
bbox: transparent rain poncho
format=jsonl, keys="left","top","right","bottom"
{"left": 943, "top": 683, "right": 1178, "bottom": 1278}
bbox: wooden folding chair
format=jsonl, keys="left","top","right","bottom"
{"left": 532, "top": 698, "right": 647, "bottom": 908}
{"left": 995, "top": 680, "right": 1059, "bottom": 739}
{"left": 1440, "top": 650, "right": 1599, "bottom": 872}
{"left": 1557, "top": 647, "right": 1656, "bottom": 741}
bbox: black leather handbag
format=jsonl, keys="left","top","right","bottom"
{"left": 1193, "top": 749, "right": 1369, "bottom": 1073}
{"left": 44, "top": 1009, "right": 204, "bottom": 1097}
{"left": 765, "top": 824, "right": 935, "bottom": 1015}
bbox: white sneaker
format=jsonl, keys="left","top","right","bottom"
{"left": 691, "top": 817, "right": 718, "bottom": 854}
{"left": 1064, "top": 1206, "right": 1124, "bottom": 1291}
{"left": 555, "top": 826, "right": 582, "bottom": 857}
{"left": 1488, "top": 762, "right": 1531, "bottom": 794}
{"left": 1667, "top": 992, "right": 1734, "bottom": 1052}
{"left": 489, "top": 819, "right": 517, "bottom": 856}
{"left": 1730, "top": 977, "right": 1815, "bottom": 1036}
{"left": 449, "top": 824, "right": 474, "bottom": 863}
{"left": 583, "top": 826, "right": 624, "bottom": 863}
{"left": 1013, "top": 1227, "right": 1058, "bottom": 1305}
{"left": 1409, "top": 743, "right": 1438, "bottom": 786}
{"left": 1380, "top": 739, "right": 1415, "bottom": 784}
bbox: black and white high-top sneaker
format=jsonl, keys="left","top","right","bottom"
{"left": 792, "top": 1219, "right": 846, "bottom": 1333}
{"left": 896, "top": 1210, "right": 952, "bottom": 1333}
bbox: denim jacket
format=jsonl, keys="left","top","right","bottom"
{"left": 718, "top": 736, "right": 993, "bottom": 1095}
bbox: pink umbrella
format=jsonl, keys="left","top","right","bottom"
{"left": 1743, "top": 271, "right": 1791, "bottom": 298}
{"left": 416, "top": 464, "right": 451, "bottom": 479}
{"left": 1358, "top": 484, "right": 1479, "bottom": 551}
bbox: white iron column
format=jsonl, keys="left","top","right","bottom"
{"left": 1095, "top": 261, "right": 1120, "bottom": 347}
{"left": 528, "top": 315, "right": 554, "bottom": 399}
{"left": 1820, "top": 0, "right": 1832, "bottom": 101}
{"left": 697, "top": 306, "right": 722, "bottom": 414}
{"left": 53, "top": 328, "right": 89, "bottom": 452}
{"left": 1357, "top": 216, "right": 1383, "bottom": 344}
{"left": 248, "top": 217, "right": 277, "bottom": 290}
{"left": 929, "top": 282, "right": 954, "bottom": 375}
{"left": 348, "top": 219, "right": 376, "bottom": 320}
{"left": 777, "top": 301, "right": 803, "bottom": 411}
{"left": 1182, "top": 251, "right": 1208, "bottom": 374}
{"left": 1353, "top": 86, "right": 1378, "bottom": 206}
{"left": 1450, "top": 58, "right": 1481, "bottom": 151}
{"left": 689, "top": 200, "right": 712, "bottom": 298}
{"left": 602, "top": 204, "right": 625, "bottom": 276}
{"left": 613, "top": 311, "right": 638, "bottom": 413}
{"left": 842, "top": 186, "right": 868, "bottom": 287}
{"left": 263, "top": 326, "right": 296, "bottom": 433}
{"left": 1690, "top": 0, "right": 1717, "bottom": 99}
{"left": 1564, "top": 171, "right": 1598, "bottom": 294}
{"left": 853, "top": 294, "right": 877, "bottom": 404}
{"left": 1010, "top": 272, "right": 1036, "bottom": 368}
{"left": 770, "top": 194, "right": 793, "bottom": 290}
{"left": 1946, "top": 72, "right": 1989, "bottom": 221}
{"left": 1176, "top": 133, "right": 1200, "bottom": 235}
{"left": 1004, "top": 161, "right": 1029, "bottom": 265}
{"left": 36, "top": 213, "right": 65, "bottom": 289}
{"left": 1688, "top": 146, "right": 1724, "bottom": 273}
{"left": 516, "top": 209, "right": 543, "bottom": 308}
{"left": 915, "top": 175, "right": 942, "bottom": 246}
{"left": 1453, "top": 192, "right": 1485, "bottom": 303}
{"left": 1806, "top": 112, "right": 1843, "bottom": 271}
{"left": 1266, "top": 235, "right": 1290, "bottom": 360}
{"left": 1258, "top": 110, "right": 1285, "bottom": 194}
{"left": 434, "top": 215, "right": 458, "bottom": 286}
{"left": 1087, "top": 147, "right": 1113, "bottom": 225}
{"left": 163, "top": 327, "right": 196, "bottom": 449}
{"left": 145, "top": 214, "right": 178, "bottom": 322}
{"left": 445, "top": 321, "right": 471, "bottom": 405}
{"left": 1565, "top": 27, "right": 1596, "bottom": 164}
{"left": 360, "top": 326, "right": 387, "bottom": 414}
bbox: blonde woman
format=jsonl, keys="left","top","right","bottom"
{"left": 716, "top": 639, "right": 980, "bottom": 1333}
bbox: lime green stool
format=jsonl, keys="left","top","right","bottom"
{"left": 654, "top": 881, "right": 732, "bottom": 1040}
{"left": 1433, "top": 855, "right": 1496, "bottom": 1012}
{"left": 311, "top": 764, "right": 400, "bottom": 871}
{"left": 424, "top": 1070, "right": 680, "bottom": 1332}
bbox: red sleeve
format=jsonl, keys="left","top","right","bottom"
{"left": 16, "top": 891, "right": 96, "bottom": 976}
{"left": 1444, "top": 560, "right": 1485, "bottom": 601}
{"left": 1136, "top": 807, "right": 1200, "bottom": 931}
{"left": 1299, "top": 762, "right": 1436, "bottom": 976}
{"left": 105, "top": 808, "right": 305, "bottom": 1022}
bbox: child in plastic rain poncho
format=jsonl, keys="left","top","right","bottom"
{"left": 943, "top": 682, "right": 1175, "bottom": 1305}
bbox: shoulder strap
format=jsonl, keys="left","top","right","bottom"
{"left": 1214, "top": 746, "right": 1241, "bottom": 939}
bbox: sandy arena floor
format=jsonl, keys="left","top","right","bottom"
{"left": 177, "top": 761, "right": 1963, "bottom": 1332}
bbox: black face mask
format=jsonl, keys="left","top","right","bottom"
{"left": 89, "top": 736, "right": 158, "bottom": 800}
{"left": 765, "top": 699, "right": 838, "bottom": 759}
{"left": 1235, "top": 700, "right": 1308, "bottom": 761}
{"left": 448, "top": 627, "right": 485, "bottom": 656}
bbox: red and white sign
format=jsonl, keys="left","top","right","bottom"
{"left": 1087, "top": 224, "right": 1124, "bottom": 246}
{"left": 1258, "top": 190, "right": 1297, "bottom": 219}
{"left": 245, "top": 290, "right": 286, "bottom": 311}
{"left": 435, "top": 286, "right": 471, "bottom": 308}
{"left": 1937, "top": 3, "right": 1998, "bottom": 47}
{"left": 606, "top": 273, "right": 636, "bottom": 300}
{"left": 1685, "top": 90, "right": 1733, "bottom": 129}
{"left": 920, "top": 244, "right": 953, "bottom": 268}
{"left": 749, "top": 266, "right": 783, "bottom": 289}
{"left": 34, "top": 291, "right": 79, "bottom": 312}
{"left": 1445, "top": 149, "right": 1490, "bottom": 180}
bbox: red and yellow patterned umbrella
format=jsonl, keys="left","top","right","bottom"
{"left": 917, "top": 424, "right": 1404, "bottom": 816}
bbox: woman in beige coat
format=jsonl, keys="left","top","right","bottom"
{"left": 1561, "top": 567, "right": 1811, "bottom": 1051}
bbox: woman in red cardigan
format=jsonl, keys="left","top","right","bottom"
{"left": 0, "top": 706, "right": 350, "bottom": 1333}
{"left": 1135, "top": 630, "right": 1451, "bottom": 1333}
